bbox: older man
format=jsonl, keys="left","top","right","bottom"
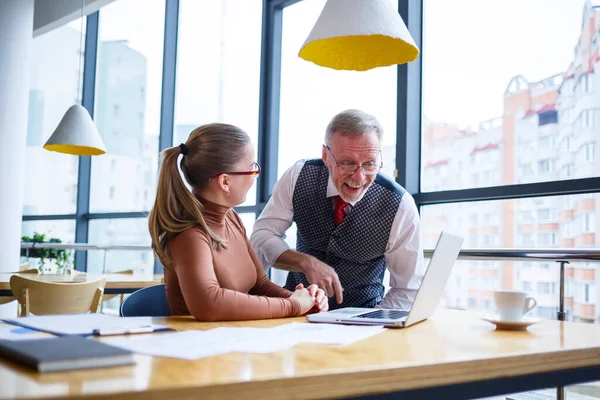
{"left": 250, "top": 109, "right": 424, "bottom": 310}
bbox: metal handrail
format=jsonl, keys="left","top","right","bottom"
{"left": 424, "top": 248, "right": 600, "bottom": 262}
{"left": 21, "top": 242, "right": 151, "bottom": 251}
{"left": 21, "top": 242, "right": 600, "bottom": 262}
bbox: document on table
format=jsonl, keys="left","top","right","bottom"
{"left": 108, "top": 323, "right": 386, "bottom": 360}
{"left": 273, "top": 322, "right": 385, "bottom": 346}
{"left": 0, "top": 321, "right": 55, "bottom": 341}
{"left": 2, "top": 314, "right": 170, "bottom": 336}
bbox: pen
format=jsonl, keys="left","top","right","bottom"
{"left": 93, "top": 326, "right": 156, "bottom": 336}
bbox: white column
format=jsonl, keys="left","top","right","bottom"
{"left": 0, "top": 0, "right": 34, "bottom": 274}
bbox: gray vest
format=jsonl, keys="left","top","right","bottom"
{"left": 285, "top": 159, "right": 405, "bottom": 310}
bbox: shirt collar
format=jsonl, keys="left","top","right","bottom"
{"left": 326, "top": 176, "right": 359, "bottom": 206}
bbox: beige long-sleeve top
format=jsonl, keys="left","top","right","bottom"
{"left": 164, "top": 197, "right": 301, "bottom": 321}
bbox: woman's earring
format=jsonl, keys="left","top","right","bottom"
{"left": 226, "top": 190, "right": 231, "bottom": 196}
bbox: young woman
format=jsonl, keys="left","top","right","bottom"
{"left": 148, "top": 123, "right": 327, "bottom": 321}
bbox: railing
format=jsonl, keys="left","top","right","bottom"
{"left": 22, "top": 243, "right": 600, "bottom": 261}
{"left": 423, "top": 248, "right": 600, "bottom": 262}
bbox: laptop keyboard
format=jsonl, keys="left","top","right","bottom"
{"left": 353, "top": 310, "right": 409, "bottom": 320}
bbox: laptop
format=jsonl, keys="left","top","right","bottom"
{"left": 306, "top": 231, "right": 464, "bottom": 328}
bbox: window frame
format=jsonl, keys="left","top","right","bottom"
{"left": 22, "top": 0, "right": 600, "bottom": 274}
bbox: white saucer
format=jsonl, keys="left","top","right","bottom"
{"left": 481, "top": 315, "right": 542, "bottom": 331}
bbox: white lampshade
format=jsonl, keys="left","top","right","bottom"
{"left": 44, "top": 104, "right": 106, "bottom": 156}
{"left": 298, "top": 0, "right": 420, "bottom": 71}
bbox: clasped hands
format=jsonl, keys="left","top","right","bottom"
{"left": 289, "top": 283, "right": 329, "bottom": 315}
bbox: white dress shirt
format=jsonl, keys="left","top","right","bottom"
{"left": 250, "top": 159, "right": 425, "bottom": 310}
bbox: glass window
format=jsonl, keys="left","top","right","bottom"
{"left": 21, "top": 220, "right": 77, "bottom": 272}
{"left": 421, "top": 0, "right": 598, "bottom": 192}
{"left": 24, "top": 20, "right": 85, "bottom": 215}
{"left": 174, "top": 0, "right": 262, "bottom": 207}
{"left": 21, "top": 220, "right": 76, "bottom": 244}
{"left": 422, "top": 193, "right": 599, "bottom": 320}
{"left": 87, "top": 218, "right": 153, "bottom": 275}
{"left": 278, "top": 0, "right": 397, "bottom": 180}
{"left": 90, "top": 0, "right": 165, "bottom": 213}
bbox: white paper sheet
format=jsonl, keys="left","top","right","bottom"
{"left": 0, "top": 322, "right": 55, "bottom": 340}
{"left": 107, "top": 322, "right": 386, "bottom": 360}
{"left": 107, "top": 331, "right": 228, "bottom": 360}
{"left": 2, "top": 314, "right": 169, "bottom": 336}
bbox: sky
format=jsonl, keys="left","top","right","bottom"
{"left": 71, "top": 0, "right": 592, "bottom": 158}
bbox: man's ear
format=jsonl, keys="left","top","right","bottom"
{"left": 322, "top": 144, "right": 328, "bottom": 163}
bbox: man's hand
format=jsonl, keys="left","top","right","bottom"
{"left": 274, "top": 250, "right": 344, "bottom": 304}
{"left": 303, "top": 257, "right": 343, "bottom": 304}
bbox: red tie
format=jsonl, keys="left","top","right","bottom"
{"left": 333, "top": 195, "right": 348, "bottom": 226}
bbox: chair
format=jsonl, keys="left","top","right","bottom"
{"left": 120, "top": 284, "right": 171, "bottom": 317}
{"left": 0, "top": 267, "right": 40, "bottom": 311}
{"left": 102, "top": 269, "right": 135, "bottom": 308}
{"left": 9, "top": 275, "right": 106, "bottom": 317}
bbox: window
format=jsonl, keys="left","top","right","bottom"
{"left": 537, "top": 208, "right": 555, "bottom": 221}
{"left": 87, "top": 218, "right": 153, "bottom": 274}
{"left": 422, "top": 0, "right": 599, "bottom": 192}
{"left": 538, "top": 110, "right": 558, "bottom": 126}
{"left": 278, "top": 0, "right": 397, "bottom": 181}
{"left": 520, "top": 234, "right": 534, "bottom": 246}
{"left": 174, "top": 0, "right": 262, "bottom": 207}
{"left": 21, "top": 220, "right": 76, "bottom": 245}
{"left": 580, "top": 142, "right": 595, "bottom": 162}
{"left": 538, "top": 233, "right": 556, "bottom": 246}
{"left": 23, "top": 20, "right": 84, "bottom": 215}
{"left": 580, "top": 74, "right": 593, "bottom": 93}
{"left": 522, "top": 281, "right": 532, "bottom": 292}
{"left": 90, "top": 0, "right": 165, "bottom": 213}
{"left": 582, "top": 110, "right": 594, "bottom": 129}
{"left": 421, "top": 193, "right": 597, "bottom": 255}
{"left": 581, "top": 213, "right": 595, "bottom": 233}
{"left": 538, "top": 159, "right": 555, "bottom": 174}
{"left": 468, "top": 298, "right": 477, "bottom": 309}
{"left": 575, "top": 283, "right": 597, "bottom": 303}
{"left": 108, "top": 186, "right": 115, "bottom": 200}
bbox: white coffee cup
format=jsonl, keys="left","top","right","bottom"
{"left": 494, "top": 290, "right": 537, "bottom": 322}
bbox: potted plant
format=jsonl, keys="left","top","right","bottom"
{"left": 21, "top": 232, "right": 75, "bottom": 274}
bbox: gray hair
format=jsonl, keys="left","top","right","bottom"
{"left": 325, "top": 109, "right": 384, "bottom": 146}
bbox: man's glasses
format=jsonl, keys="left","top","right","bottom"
{"left": 326, "top": 146, "right": 382, "bottom": 176}
{"left": 225, "top": 162, "right": 261, "bottom": 176}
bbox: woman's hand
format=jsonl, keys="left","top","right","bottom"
{"left": 289, "top": 285, "right": 316, "bottom": 315}
{"left": 295, "top": 283, "right": 329, "bottom": 313}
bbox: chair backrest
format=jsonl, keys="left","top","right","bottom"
{"left": 10, "top": 275, "right": 106, "bottom": 317}
{"left": 120, "top": 284, "right": 171, "bottom": 317}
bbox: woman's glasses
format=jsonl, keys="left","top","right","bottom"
{"left": 226, "top": 162, "right": 261, "bottom": 176}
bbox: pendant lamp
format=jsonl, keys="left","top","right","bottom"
{"left": 43, "top": 0, "right": 106, "bottom": 156}
{"left": 298, "top": 0, "right": 420, "bottom": 72}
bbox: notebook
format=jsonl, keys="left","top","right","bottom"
{"left": 0, "top": 335, "right": 135, "bottom": 372}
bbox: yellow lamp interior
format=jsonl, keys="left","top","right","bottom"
{"left": 299, "top": 34, "right": 419, "bottom": 71}
{"left": 43, "top": 143, "right": 106, "bottom": 156}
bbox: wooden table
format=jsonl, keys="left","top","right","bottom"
{"left": 1, "top": 309, "right": 600, "bottom": 400}
{"left": 0, "top": 273, "right": 163, "bottom": 296}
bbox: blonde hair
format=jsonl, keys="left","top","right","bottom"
{"left": 148, "top": 123, "right": 251, "bottom": 268}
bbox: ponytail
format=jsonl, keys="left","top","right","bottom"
{"left": 148, "top": 146, "right": 226, "bottom": 269}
